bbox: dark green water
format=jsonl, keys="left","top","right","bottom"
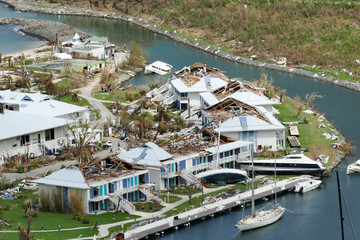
{"left": 1, "top": 4, "right": 359, "bottom": 239}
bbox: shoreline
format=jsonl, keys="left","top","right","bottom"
{"left": 1, "top": 0, "right": 360, "bottom": 93}
{"left": 0, "top": 1, "right": 351, "bottom": 173}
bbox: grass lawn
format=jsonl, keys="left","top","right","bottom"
{"left": 158, "top": 195, "right": 182, "bottom": 204}
{"left": 169, "top": 187, "right": 201, "bottom": 195}
{"left": 55, "top": 78, "right": 75, "bottom": 89}
{"left": 59, "top": 95, "right": 91, "bottom": 108}
{"left": 274, "top": 97, "right": 337, "bottom": 162}
{"left": 164, "top": 188, "right": 229, "bottom": 217}
{"left": 1, "top": 229, "right": 98, "bottom": 240}
{"left": 92, "top": 90, "right": 141, "bottom": 103}
{"left": 134, "top": 201, "right": 164, "bottom": 212}
{"left": 0, "top": 189, "right": 140, "bottom": 236}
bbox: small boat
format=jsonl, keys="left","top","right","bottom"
{"left": 144, "top": 61, "right": 173, "bottom": 75}
{"left": 238, "top": 154, "right": 326, "bottom": 176}
{"left": 294, "top": 179, "right": 322, "bottom": 193}
{"left": 235, "top": 150, "right": 285, "bottom": 231}
{"left": 346, "top": 159, "right": 360, "bottom": 175}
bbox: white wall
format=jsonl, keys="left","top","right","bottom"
{"left": 0, "top": 126, "right": 69, "bottom": 163}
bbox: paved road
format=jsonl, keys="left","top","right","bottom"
{"left": 2, "top": 160, "right": 76, "bottom": 182}
{"left": 76, "top": 74, "right": 115, "bottom": 127}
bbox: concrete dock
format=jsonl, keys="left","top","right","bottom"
{"left": 124, "top": 176, "right": 311, "bottom": 240}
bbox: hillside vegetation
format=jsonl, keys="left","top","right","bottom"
{"left": 45, "top": 0, "right": 360, "bottom": 79}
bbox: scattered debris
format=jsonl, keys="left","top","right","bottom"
{"left": 317, "top": 155, "right": 329, "bottom": 164}
{"left": 318, "top": 115, "right": 325, "bottom": 122}
{"left": 303, "top": 109, "right": 314, "bottom": 115}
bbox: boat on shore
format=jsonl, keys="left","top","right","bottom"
{"left": 144, "top": 61, "right": 173, "bottom": 75}
{"left": 347, "top": 160, "right": 360, "bottom": 174}
{"left": 238, "top": 154, "right": 326, "bottom": 175}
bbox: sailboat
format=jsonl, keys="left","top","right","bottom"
{"left": 235, "top": 150, "right": 285, "bottom": 231}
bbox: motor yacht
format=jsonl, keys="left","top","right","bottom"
{"left": 238, "top": 154, "right": 326, "bottom": 175}
{"left": 144, "top": 61, "right": 173, "bottom": 75}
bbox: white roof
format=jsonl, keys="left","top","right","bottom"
{"left": 205, "top": 140, "right": 252, "bottom": 154}
{"left": 0, "top": 90, "right": 87, "bottom": 117}
{"left": 33, "top": 166, "right": 90, "bottom": 189}
{"left": 171, "top": 76, "right": 227, "bottom": 93}
{"left": 227, "top": 92, "right": 277, "bottom": 106}
{"left": 0, "top": 110, "right": 71, "bottom": 140}
{"left": 54, "top": 52, "right": 72, "bottom": 60}
{"left": 215, "top": 114, "right": 285, "bottom": 133}
{"left": 117, "top": 142, "right": 173, "bottom": 168}
{"left": 199, "top": 92, "right": 219, "bottom": 106}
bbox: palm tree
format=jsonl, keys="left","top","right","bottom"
{"left": 23, "top": 200, "right": 37, "bottom": 218}
{"left": 305, "top": 92, "right": 324, "bottom": 110}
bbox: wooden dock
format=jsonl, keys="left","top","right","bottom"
{"left": 124, "top": 177, "right": 309, "bottom": 240}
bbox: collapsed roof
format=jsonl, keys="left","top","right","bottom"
{"left": 173, "top": 63, "right": 229, "bottom": 87}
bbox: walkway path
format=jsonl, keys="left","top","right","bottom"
{"left": 76, "top": 74, "right": 115, "bottom": 127}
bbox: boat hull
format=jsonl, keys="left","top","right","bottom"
{"left": 236, "top": 206, "right": 285, "bottom": 231}
{"left": 294, "top": 180, "right": 322, "bottom": 193}
{"left": 239, "top": 165, "right": 325, "bottom": 175}
{"left": 347, "top": 163, "right": 360, "bottom": 175}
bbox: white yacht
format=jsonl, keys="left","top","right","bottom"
{"left": 238, "top": 154, "right": 326, "bottom": 175}
{"left": 294, "top": 179, "right": 322, "bottom": 193}
{"left": 144, "top": 61, "right": 173, "bottom": 75}
{"left": 347, "top": 159, "right": 360, "bottom": 174}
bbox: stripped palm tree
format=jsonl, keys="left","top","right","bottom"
{"left": 305, "top": 92, "right": 324, "bottom": 110}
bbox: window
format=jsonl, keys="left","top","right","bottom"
{"left": 45, "top": 129, "right": 55, "bottom": 141}
{"left": 180, "top": 92, "right": 188, "bottom": 97}
{"left": 20, "top": 135, "right": 30, "bottom": 146}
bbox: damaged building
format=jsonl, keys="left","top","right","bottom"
{"left": 34, "top": 156, "right": 150, "bottom": 214}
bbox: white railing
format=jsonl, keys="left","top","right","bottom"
{"left": 208, "top": 161, "right": 222, "bottom": 170}
{"left": 237, "top": 151, "right": 251, "bottom": 162}
{"left": 164, "top": 95, "right": 175, "bottom": 105}
{"left": 138, "top": 187, "right": 165, "bottom": 205}
{"left": 113, "top": 186, "right": 139, "bottom": 195}
{"left": 180, "top": 169, "right": 198, "bottom": 184}
{"left": 119, "top": 198, "right": 135, "bottom": 214}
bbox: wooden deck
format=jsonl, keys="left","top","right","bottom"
{"left": 287, "top": 136, "right": 301, "bottom": 147}
{"left": 124, "top": 177, "right": 308, "bottom": 240}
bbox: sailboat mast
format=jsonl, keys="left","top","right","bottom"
{"left": 275, "top": 153, "right": 277, "bottom": 203}
{"left": 251, "top": 145, "right": 255, "bottom": 218}
{"left": 336, "top": 170, "right": 345, "bottom": 240}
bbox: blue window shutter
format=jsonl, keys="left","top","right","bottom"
{"left": 123, "top": 179, "right": 127, "bottom": 188}
{"left": 220, "top": 152, "right": 224, "bottom": 158}
{"left": 145, "top": 173, "right": 149, "bottom": 183}
{"left": 100, "top": 186, "right": 103, "bottom": 196}
{"left": 135, "top": 176, "right": 138, "bottom": 185}
{"left": 88, "top": 202, "right": 93, "bottom": 213}
{"left": 179, "top": 160, "right": 186, "bottom": 171}
{"left": 161, "top": 167, "right": 165, "bottom": 172}
{"left": 90, "top": 187, "right": 94, "bottom": 199}
{"left": 104, "top": 185, "right": 107, "bottom": 195}
{"left": 114, "top": 181, "right": 117, "bottom": 191}
{"left": 131, "top": 177, "right": 134, "bottom": 187}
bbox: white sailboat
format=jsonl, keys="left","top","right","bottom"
{"left": 235, "top": 151, "right": 285, "bottom": 231}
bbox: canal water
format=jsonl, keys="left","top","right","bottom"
{"left": 1, "top": 4, "right": 360, "bottom": 239}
